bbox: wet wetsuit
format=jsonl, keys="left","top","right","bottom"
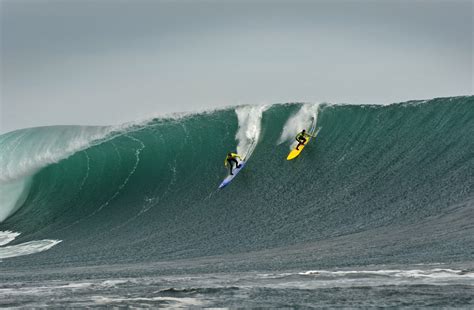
{"left": 224, "top": 153, "right": 242, "bottom": 175}
{"left": 295, "top": 131, "right": 310, "bottom": 150}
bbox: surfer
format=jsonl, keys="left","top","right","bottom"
{"left": 295, "top": 129, "right": 311, "bottom": 150}
{"left": 224, "top": 152, "right": 242, "bottom": 175}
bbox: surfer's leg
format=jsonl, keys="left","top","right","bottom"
{"left": 231, "top": 158, "right": 240, "bottom": 170}
{"left": 296, "top": 137, "right": 306, "bottom": 150}
{"left": 227, "top": 160, "right": 234, "bottom": 175}
{"left": 296, "top": 140, "right": 303, "bottom": 150}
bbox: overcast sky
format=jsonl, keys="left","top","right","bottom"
{"left": 1, "top": 0, "right": 472, "bottom": 133}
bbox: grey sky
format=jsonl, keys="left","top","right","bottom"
{"left": 1, "top": 0, "right": 472, "bottom": 133}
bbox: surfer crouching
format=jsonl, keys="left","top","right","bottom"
{"left": 224, "top": 153, "right": 242, "bottom": 175}
{"left": 295, "top": 129, "right": 311, "bottom": 150}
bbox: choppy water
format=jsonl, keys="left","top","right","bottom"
{"left": 2, "top": 263, "right": 473, "bottom": 308}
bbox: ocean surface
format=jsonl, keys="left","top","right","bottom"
{"left": 1, "top": 96, "right": 473, "bottom": 308}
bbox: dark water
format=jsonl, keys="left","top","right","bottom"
{"left": 1, "top": 96, "right": 473, "bottom": 307}
{"left": 1, "top": 263, "right": 473, "bottom": 308}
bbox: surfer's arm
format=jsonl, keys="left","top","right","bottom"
{"left": 224, "top": 159, "right": 228, "bottom": 167}
{"left": 235, "top": 155, "right": 242, "bottom": 160}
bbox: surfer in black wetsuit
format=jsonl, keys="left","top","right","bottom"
{"left": 295, "top": 129, "right": 311, "bottom": 150}
{"left": 224, "top": 153, "right": 242, "bottom": 175}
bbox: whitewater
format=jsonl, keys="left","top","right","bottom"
{"left": 0, "top": 96, "right": 473, "bottom": 307}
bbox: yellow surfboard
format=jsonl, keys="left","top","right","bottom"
{"left": 286, "top": 127, "right": 320, "bottom": 160}
{"left": 287, "top": 137, "right": 311, "bottom": 160}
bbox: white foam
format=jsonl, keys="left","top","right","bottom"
{"left": 92, "top": 296, "right": 207, "bottom": 308}
{"left": 249, "top": 268, "right": 474, "bottom": 290}
{"left": 235, "top": 105, "right": 268, "bottom": 159}
{"left": 278, "top": 103, "right": 320, "bottom": 149}
{"left": 299, "top": 268, "right": 474, "bottom": 279}
{"left": 0, "top": 230, "right": 20, "bottom": 246}
{"left": 0, "top": 230, "right": 61, "bottom": 260}
{"left": 58, "top": 282, "right": 95, "bottom": 289}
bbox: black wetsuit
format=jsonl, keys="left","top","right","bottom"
{"left": 296, "top": 133, "right": 307, "bottom": 150}
{"left": 227, "top": 158, "right": 240, "bottom": 175}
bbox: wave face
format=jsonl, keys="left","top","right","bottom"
{"left": 0, "top": 96, "right": 473, "bottom": 269}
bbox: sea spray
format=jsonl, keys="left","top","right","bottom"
{"left": 278, "top": 103, "right": 320, "bottom": 149}
{"left": 235, "top": 105, "right": 268, "bottom": 158}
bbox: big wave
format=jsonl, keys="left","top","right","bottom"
{"left": 0, "top": 96, "right": 472, "bottom": 269}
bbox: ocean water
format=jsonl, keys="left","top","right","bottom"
{"left": 1, "top": 97, "right": 473, "bottom": 307}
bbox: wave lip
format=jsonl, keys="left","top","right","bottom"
{"left": 0, "top": 125, "right": 120, "bottom": 223}
{"left": 0, "top": 125, "right": 115, "bottom": 183}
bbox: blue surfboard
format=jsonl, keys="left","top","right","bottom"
{"left": 218, "top": 161, "right": 246, "bottom": 189}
